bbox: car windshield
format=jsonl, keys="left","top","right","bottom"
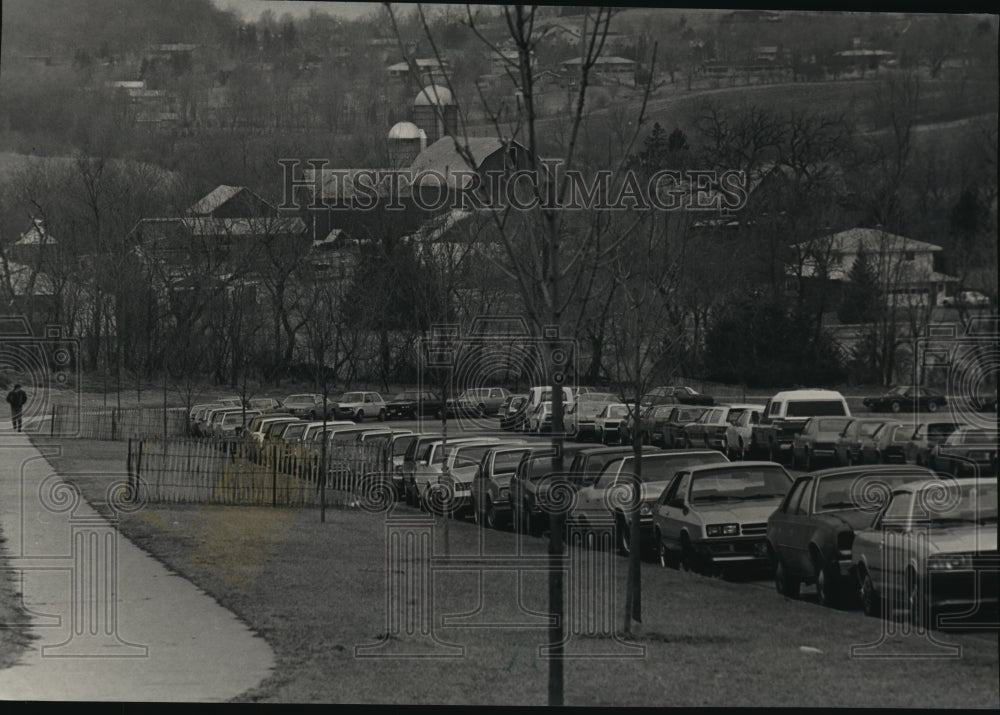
{"left": 927, "top": 423, "right": 959, "bottom": 439}
{"left": 392, "top": 436, "right": 416, "bottom": 456}
{"left": 726, "top": 408, "right": 750, "bottom": 425}
{"left": 494, "top": 449, "right": 530, "bottom": 473}
{"left": 690, "top": 467, "right": 790, "bottom": 503}
{"left": 283, "top": 424, "right": 306, "bottom": 440}
{"left": 860, "top": 422, "right": 884, "bottom": 437}
{"left": 340, "top": 392, "right": 364, "bottom": 402}
{"left": 813, "top": 473, "right": 912, "bottom": 513}
{"left": 889, "top": 386, "right": 909, "bottom": 396}
{"left": 605, "top": 405, "right": 629, "bottom": 418}
{"left": 816, "top": 418, "right": 852, "bottom": 432}
{"left": 960, "top": 429, "right": 998, "bottom": 445}
{"left": 786, "top": 400, "right": 848, "bottom": 417}
{"left": 285, "top": 395, "right": 314, "bottom": 406}
{"left": 891, "top": 425, "right": 913, "bottom": 442}
{"left": 919, "top": 484, "right": 998, "bottom": 527}
{"left": 580, "top": 393, "right": 615, "bottom": 403}
{"left": 676, "top": 408, "right": 706, "bottom": 422}
{"left": 622, "top": 452, "right": 728, "bottom": 483}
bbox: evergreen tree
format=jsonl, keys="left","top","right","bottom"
{"left": 837, "top": 247, "right": 881, "bottom": 324}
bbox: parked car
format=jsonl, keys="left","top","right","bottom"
{"left": 525, "top": 401, "right": 554, "bottom": 434}
{"left": 419, "top": 440, "right": 507, "bottom": 515}
{"left": 622, "top": 404, "right": 668, "bottom": 446}
{"left": 569, "top": 450, "right": 731, "bottom": 557}
{"left": 509, "top": 443, "right": 600, "bottom": 537}
{"left": 522, "top": 386, "right": 575, "bottom": 420}
{"left": 940, "top": 290, "right": 991, "bottom": 307}
{"left": 248, "top": 397, "right": 283, "bottom": 412}
{"left": 905, "top": 421, "right": 964, "bottom": 466}
{"left": 928, "top": 426, "right": 999, "bottom": 477}
{"left": 567, "top": 445, "right": 661, "bottom": 490}
{"left": 853, "top": 478, "right": 998, "bottom": 626}
{"left": 791, "top": 417, "right": 854, "bottom": 471}
{"left": 566, "top": 392, "right": 617, "bottom": 441}
{"left": 642, "top": 385, "right": 715, "bottom": 407}
{"left": 385, "top": 390, "right": 443, "bottom": 420}
{"left": 834, "top": 418, "right": 894, "bottom": 466}
{"left": 767, "top": 466, "right": 938, "bottom": 606}
{"left": 406, "top": 437, "right": 502, "bottom": 508}
{"left": 470, "top": 443, "right": 543, "bottom": 529}
{"left": 247, "top": 415, "right": 296, "bottom": 445}
{"left": 653, "top": 462, "right": 793, "bottom": 574}
{"left": 863, "top": 386, "right": 948, "bottom": 414}
{"left": 683, "top": 404, "right": 764, "bottom": 458}
{"left": 333, "top": 391, "right": 387, "bottom": 422}
{"left": 656, "top": 405, "right": 712, "bottom": 448}
{"left": 283, "top": 393, "right": 329, "bottom": 420}
{"left": 594, "top": 403, "right": 631, "bottom": 445}
{"left": 499, "top": 394, "right": 530, "bottom": 431}
{"left": 214, "top": 409, "right": 262, "bottom": 439}
{"left": 860, "top": 421, "right": 910, "bottom": 464}
{"left": 752, "top": 389, "right": 852, "bottom": 463}
{"left": 445, "top": 387, "right": 512, "bottom": 417}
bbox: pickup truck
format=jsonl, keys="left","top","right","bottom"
{"left": 750, "top": 389, "right": 851, "bottom": 463}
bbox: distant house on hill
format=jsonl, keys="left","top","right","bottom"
{"left": 789, "top": 228, "right": 957, "bottom": 308}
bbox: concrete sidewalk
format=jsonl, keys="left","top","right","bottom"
{"left": 0, "top": 434, "right": 275, "bottom": 701}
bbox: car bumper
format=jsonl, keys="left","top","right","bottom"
{"left": 386, "top": 407, "right": 415, "bottom": 419}
{"left": 693, "top": 537, "right": 771, "bottom": 564}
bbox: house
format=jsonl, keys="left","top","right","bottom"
{"left": 561, "top": 56, "right": 637, "bottom": 86}
{"left": 789, "top": 228, "right": 958, "bottom": 308}
{"left": 386, "top": 58, "right": 450, "bottom": 85}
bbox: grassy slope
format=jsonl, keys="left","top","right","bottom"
{"left": 18, "top": 437, "right": 999, "bottom": 706}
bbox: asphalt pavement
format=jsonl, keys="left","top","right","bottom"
{"left": 0, "top": 432, "right": 275, "bottom": 701}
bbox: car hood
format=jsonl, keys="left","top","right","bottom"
{"left": 926, "top": 525, "right": 997, "bottom": 555}
{"left": 387, "top": 400, "right": 418, "bottom": 407}
{"left": 337, "top": 401, "right": 364, "bottom": 408}
{"left": 692, "top": 499, "right": 783, "bottom": 522}
{"left": 812, "top": 509, "right": 877, "bottom": 531}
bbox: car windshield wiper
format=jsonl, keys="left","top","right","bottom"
{"left": 743, "top": 493, "right": 785, "bottom": 500}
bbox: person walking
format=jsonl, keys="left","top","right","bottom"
{"left": 6, "top": 384, "right": 27, "bottom": 432}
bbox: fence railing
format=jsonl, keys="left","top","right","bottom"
{"left": 51, "top": 405, "right": 188, "bottom": 441}
{"left": 127, "top": 436, "right": 392, "bottom": 507}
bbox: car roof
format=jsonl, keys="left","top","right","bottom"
{"left": 802, "top": 465, "right": 937, "bottom": 478}
{"left": 893, "top": 477, "right": 986, "bottom": 493}
{"left": 576, "top": 445, "right": 660, "bottom": 457}
{"left": 717, "top": 403, "right": 766, "bottom": 410}
{"left": 768, "top": 389, "right": 847, "bottom": 400}
{"left": 684, "top": 461, "right": 786, "bottom": 473}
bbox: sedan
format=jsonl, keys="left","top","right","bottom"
{"left": 853, "top": 478, "right": 998, "bottom": 627}
{"left": 594, "top": 404, "right": 631, "bottom": 445}
{"left": 905, "top": 421, "right": 964, "bottom": 466}
{"left": 283, "top": 393, "right": 329, "bottom": 420}
{"left": 566, "top": 392, "right": 618, "bottom": 441}
{"left": 643, "top": 385, "right": 715, "bottom": 407}
{"left": 791, "top": 417, "right": 853, "bottom": 471}
{"left": 653, "top": 462, "right": 793, "bottom": 574}
{"left": 499, "top": 394, "right": 530, "bottom": 431}
{"left": 384, "top": 390, "right": 443, "bottom": 420}
{"left": 767, "top": 466, "right": 937, "bottom": 606}
{"left": 834, "top": 418, "right": 893, "bottom": 466}
{"left": 928, "top": 426, "right": 999, "bottom": 477}
{"left": 863, "top": 386, "right": 947, "bottom": 414}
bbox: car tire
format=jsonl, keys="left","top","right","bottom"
{"left": 768, "top": 441, "right": 777, "bottom": 463}
{"left": 378, "top": 409, "right": 386, "bottom": 421}
{"left": 927, "top": 400, "right": 939, "bottom": 413}
{"left": 859, "top": 566, "right": 880, "bottom": 618}
{"left": 907, "top": 569, "right": 930, "bottom": 629}
{"left": 616, "top": 515, "right": 630, "bottom": 556}
{"left": 684, "top": 436, "right": 693, "bottom": 449}
{"left": 356, "top": 410, "right": 365, "bottom": 422}
{"left": 774, "top": 557, "right": 800, "bottom": 599}
{"left": 814, "top": 556, "right": 839, "bottom": 608}
{"left": 485, "top": 498, "right": 505, "bottom": 530}
{"left": 804, "top": 448, "right": 813, "bottom": 472}
{"left": 890, "top": 401, "right": 902, "bottom": 413}
{"left": 656, "top": 528, "right": 678, "bottom": 569}
{"left": 680, "top": 534, "right": 699, "bottom": 573}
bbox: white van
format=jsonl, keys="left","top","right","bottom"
{"left": 751, "top": 389, "right": 851, "bottom": 461}
{"left": 525, "top": 385, "right": 575, "bottom": 413}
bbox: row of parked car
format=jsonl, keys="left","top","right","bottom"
{"left": 392, "top": 427, "right": 997, "bottom": 629}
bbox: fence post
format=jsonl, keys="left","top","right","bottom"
{"left": 271, "top": 444, "right": 277, "bottom": 508}
{"left": 50, "top": 404, "right": 56, "bottom": 437}
{"left": 135, "top": 439, "right": 144, "bottom": 501}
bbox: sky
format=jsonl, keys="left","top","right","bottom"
{"left": 211, "top": 1, "right": 385, "bottom": 21}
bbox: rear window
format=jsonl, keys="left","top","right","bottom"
{"left": 493, "top": 450, "right": 529, "bottom": 473}
{"left": 785, "top": 400, "right": 847, "bottom": 417}
{"left": 689, "top": 467, "right": 791, "bottom": 502}
{"left": 620, "top": 452, "right": 728, "bottom": 482}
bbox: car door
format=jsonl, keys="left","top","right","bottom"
{"left": 769, "top": 476, "right": 810, "bottom": 564}
{"left": 657, "top": 471, "right": 692, "bottom": 550}
{"left": 785, "top": 477, "right": 818, "bottom": 577}
{"left": 867, "top": 489, "right": 915, "bottom": 598}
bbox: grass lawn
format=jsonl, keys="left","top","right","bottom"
{"left": 0, "top": 526, "right": 35, "bottom": 671}
{"left": 15, "top": 437, "right": 1000, "bottom": 706}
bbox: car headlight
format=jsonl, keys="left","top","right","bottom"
{"left": 706, "top": 523, "right": 739, "bottom": 537}
{"left": 927, "top": 554, "right": 972, "bottom": 571}
{"left": 499, "top": 487, "right": 509, "bottom": 498}
{"left": 967, "top": 450, "right": 990, "bottom": 460}
{"left": 640, "top": 502, "right": 653, "bottom": 516}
